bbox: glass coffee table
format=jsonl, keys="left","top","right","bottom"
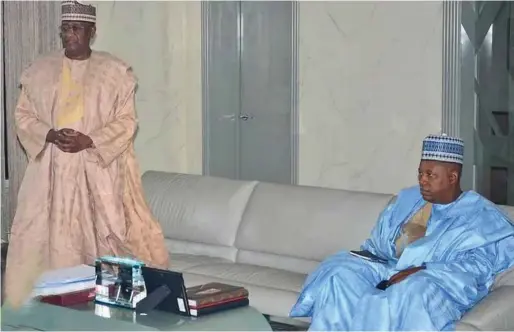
{"left": 1, "top": 300, "right": 272, "bottom": 331}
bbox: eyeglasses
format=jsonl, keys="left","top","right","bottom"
{"left": 59, "top": 24, "right": 88, "bottom": 34}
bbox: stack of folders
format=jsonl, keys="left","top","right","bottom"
{"left": 32, "top": 264, "right": 97, "bottom": 306}
{"left": 186, "top": 282, "right": 249, "bottom": 317}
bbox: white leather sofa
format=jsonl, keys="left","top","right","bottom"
{"left": 141, "top": 171, "right": 514, "bottom": 330}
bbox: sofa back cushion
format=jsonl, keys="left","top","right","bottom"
{"left": 499, "top": 205, "right": 514, "bottom": 223}
{"left": 235, "top": 182, "right": 394, "bottom": 262}
{"left": 142, "top": 171, "right": 257, "bottom": 249}
{"left": 491, "top": 205, "right": 514, "bottom": 289}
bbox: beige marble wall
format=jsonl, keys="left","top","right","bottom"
{"left": 298, "top": 1, "right": 443, "bottom": 194}
{"left": 91, "top": 1, "right": 443, "bottom": 195}
{"left": 92, "top": 1, "right": 202, "bottom": 175}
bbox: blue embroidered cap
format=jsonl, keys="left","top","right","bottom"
{"left": 421, "top": 134, "right": 464, "bottom": 164}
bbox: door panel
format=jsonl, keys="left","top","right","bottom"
{"left": 202, "top": 1, "right": 241, "bottom": 179}
{"left": 202, "top": 1, "right": 296, "bottom": 184}
{"left": 239, "top": 1, "right": 293, "bottom": 183}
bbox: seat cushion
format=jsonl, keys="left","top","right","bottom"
{"left": 184, "top": 262, "right": 306, "bottom": 293}
{"left": 168, "top": 254, "right": 308, "bottom": 318}
{"left": 458, "top": 286, "right": 514, "bottom": 330}
{"left": 168, "top": 253, "right": 233, "bottom": 272}
{"left": 492, "top": 267, "right": 514, "bottom": 289}
{"left": 166, "top": 238, "right": 238, "bottom": 262}
{"left": 181, "top": 271, "right": 303, "bottom": 318}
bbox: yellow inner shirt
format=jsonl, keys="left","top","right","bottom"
{"left": 56, "top": 58, "right": 87, "bottom": 128}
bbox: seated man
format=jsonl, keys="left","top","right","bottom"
{"left": 290, "top": 134, "right": 514, "bottom": 331}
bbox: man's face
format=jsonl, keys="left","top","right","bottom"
{"left": 60, "top": 21, "right": 95, "bottom": 58}
{"left": 417, "top": 160, "right": 458, "bottom": 203}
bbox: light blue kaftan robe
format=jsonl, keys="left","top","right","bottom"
{"left": 290, "top": 186, "right": 514, "bottom": 331}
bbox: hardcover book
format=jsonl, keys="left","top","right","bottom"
{"left": 186, "top": 282, "right": 249, "bottom": 308}
{"left": 189, "top": 297, "right": 249, "bottom": 317}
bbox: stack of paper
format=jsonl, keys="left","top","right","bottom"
{"left": 31, "top": 264, "right": 96, "bottom": 297}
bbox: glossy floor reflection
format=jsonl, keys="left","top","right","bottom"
{"left": 263, "top": 314, "right": 307, "bottom": 331}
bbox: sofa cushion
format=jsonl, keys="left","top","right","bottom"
{"left": 458, "top": 286, "right": 514, "bottom": 330}
{"left": 182, "top": 271, "right": 303, "bottom": 318}
{"left": 165, "top": 238, "right": 238, "bottom": 262}
{"left": 236, "top": 249, "right": 320, "bottom": 275}
{"left": 235, "top": 182, "right": 394, "bottom": 262}
{"left": 184, "top": 262, "right": 306, "bottom": 293}
{"left": 142, "top": 171, "right": 257, "bottom": 247}
{"left": 491, "top": 205, "right": 514, "bottom": 290}
{"left": 167, "top": 253, "right": 232, "bottom": 272}
{"left": 492, "top": 267, "right": 514, "bottom": 289}
{"left": 499, "top": 205, "right": 514, "bottom": 223}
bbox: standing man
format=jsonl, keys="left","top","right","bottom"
{"left": 5, "top": 0, "right": 169, "bottom": 307}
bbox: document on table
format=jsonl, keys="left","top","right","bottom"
{"left": 31, "top": 264, "right": 97, "bottom": 296}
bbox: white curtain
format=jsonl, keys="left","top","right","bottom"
{"left": 2, "top": 1, "right": 61, "bottom": 241}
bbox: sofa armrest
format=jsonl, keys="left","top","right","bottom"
{"left": 456, "top": 286, "right": 514, "bottom": 331}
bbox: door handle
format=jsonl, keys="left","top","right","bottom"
{"left": 239, "top": 114, "right": 254, "bottom": 121}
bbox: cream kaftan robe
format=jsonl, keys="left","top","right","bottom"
{"left": 5, "top": 50, "right": 169, "bottom": 307}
